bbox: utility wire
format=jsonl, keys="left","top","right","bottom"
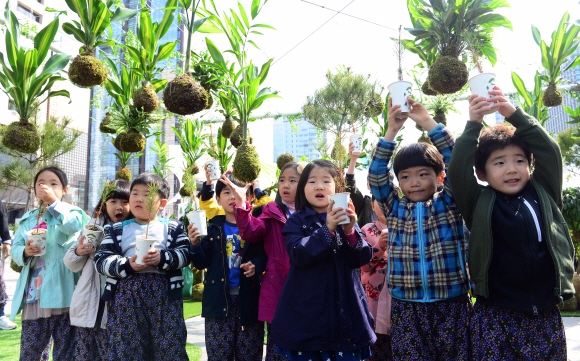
{"left": 299, "top": 0, "right": 411, "bottom": 35}
{"left": 272, "top": 0, "right": 355, "bottom": 65}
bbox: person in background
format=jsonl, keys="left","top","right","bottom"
{"left": 0, "top": 198, "right": 17, "bottom": 330}
{"left": 346, "top": 143, "right": 374, "bottom": 226}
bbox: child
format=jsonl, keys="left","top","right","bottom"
{"left": 368, "top": 97, "right": 471, "bottom": 360}
{"left": 271, "top": 160, "right": 375, "bottom": 361}
{"left": 10, "top": 166, "right": 90, "bottom": 360}
{"left": 360, "top": 197, "right": 392, "bottom": 360}
{"left": 64, "top": 179, "right": 132, "bottom": 360}
{"left": 189, "top": 172, "right": 267, "bottom": 361}
{"left": 346, "top": 142, "right": 374, "bottom": 226}
{"left": 94, "top": 173, "right": 190, "bottom": 360}
{"left": 224, "top": 161, "right": 300, "bottom": 361}
{"left": 448, "top": 87, "right": 575, "bottom": 360}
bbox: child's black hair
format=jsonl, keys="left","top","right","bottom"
{"left": 93, "top": 180, "right": 133, "bottom": 224}
{"left": 130, "top": 172, "right": 170, "bottom": 199}
{"left": 474, "top": 124, "right": 533, "bottom": 173}
{"left": 295, "top": 160, "right": 339, "bottom": 211}
{"left": 275, "top": 161, "right": 299, "bottom": 217}
{"left": 215, "top": 172, "right": 245, "bottom": 198}
{"left": 34, "top": 166, "right": 68, "bottom": 189}
{"left": 392, "top": 142, "right": 444, "bottom": 178}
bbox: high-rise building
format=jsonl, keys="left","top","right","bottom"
{"left": 273, "top": 118, "right": 325, "bottom": 161}
{"left": 85, "top": 0, "right": 183, "bottom": 210}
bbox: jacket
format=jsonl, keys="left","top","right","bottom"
{"left": 63, "top": 232, "right": 107, "bottom": 328}
{"left": 271, "top": 207, "right": 375, "bottom": 352}
{"left": 235, "top": 201, "right": 290, "bottom": 322}
{"left": 0, "top": 200, "right": 11, "bottom": 244}
{"left": 94, "top": 219, "right": 190, "bottom": 301}
{"left": 199, "top": 183, "right": 274, "bottom": 220}
{"left": 368, "top": 124, "right": 469, "bottom": 302}
{"left": 190, "top": 215, "right": 267, "bottom": 326}
{"left": 345, "top": 173, "right": 373, "bottom": 226}
{"left": 10, "top": 201, "right": 90, "bottom": 320}
{"left": 448, "top": 108, "right": 575, "bottom": 308}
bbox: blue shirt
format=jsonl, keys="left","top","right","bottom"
{"left": 223, "top": 221, "right": 242, "bottom": 288}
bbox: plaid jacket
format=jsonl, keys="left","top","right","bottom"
{"left": 368, "top": 124, "right": 469, "bottom": 301}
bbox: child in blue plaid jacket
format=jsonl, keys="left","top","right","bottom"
{"left": 368, "top": 96, "right": 471, "bottom": 360}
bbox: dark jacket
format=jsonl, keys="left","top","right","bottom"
{"left": 448, "top": 108, "right": 575, "bottom": 311}
{"left": 345, "top": 174, "right": 373, "bottom": 226}
{"left": 0, "top": 200, "right": 11, "bottom": 244}
{"left": 271, "top": 207, "right": 376, "bottom": 352}
{"left": 190, "top": 215, "right": 267, "bottom": 326}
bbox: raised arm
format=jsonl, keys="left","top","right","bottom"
{"left": 235, "top": 205, "right": 267, "bottom": 243}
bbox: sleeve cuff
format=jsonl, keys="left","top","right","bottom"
{"left": 254, "top": 188, "right": 266, "bottom": 199}
{"left": 201, "top": 183, "right": 215, "bottom": 201}
{"left": 427, "top": 123, "right": 444, "bottom": 137}
{"left": 47, "top": 200, "right": 63, "bottom": 218}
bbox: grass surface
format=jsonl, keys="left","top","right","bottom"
{"left": 3, "top": 300, "right": 203, "bottom": 360}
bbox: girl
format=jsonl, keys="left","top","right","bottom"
{"left": 223, "top": 161, "right": 300, "bottom": 361}
{"left": 10, "top": 166, "right": 90, "bottom": 360}
{"left": 271, "top": 160, "right": 375, "bottom": 361}
{"left": 360, "top": 197, "right": 392, "bottom": 360}
{"left": 64, "top": 180, "right": 132, "bottom": 360}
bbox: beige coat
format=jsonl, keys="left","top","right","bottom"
{"left": 63, "top": 242, "right": 107, "bottom": 328}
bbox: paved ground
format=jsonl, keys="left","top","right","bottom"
{"left": 3, "top": 256, "right": 580, "bottom": 360}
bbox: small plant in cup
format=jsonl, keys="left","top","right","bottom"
{"left": 31, "top": 200, "right": 47, "bottom": 236}
{"left": 87, "top": 180, "right": 116, "bottom": 230}
{"left": 144, "top": 183, "right": 160, "bottom": 238}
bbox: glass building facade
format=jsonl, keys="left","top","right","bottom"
{"left": 272, "top": 118, "right": 325, "bottom": 162}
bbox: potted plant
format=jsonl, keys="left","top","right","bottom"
{"left": 172, "top": 118, "right": 207, "bottom": 194}
{"left": 217, "top": 89, "right": 239, "bottom": 138}
{"left": 387, "top": 25, "right": 413, "bottom": 118}
{"left": 0, "top": 7, "right": 71, "bottom": 153}
{"left": 199, "top": 0, "right": 281, "bottom": 183}
{"left": 163, "top": 0, "right": 209, "bottom": 115}
{"left": 61, "top": 0, "right": 140, "bottom": 88}
{"left": 405, "top": 0, "right": 511, "bottom": 94}
{"left": 464, "top": 32, "right": 497, "bottom": 115}
{"left": 113, "top": 151, "right": 141, "bottom": 181}
{"left": 27, "top": 200, "right": 48, "bottom": 257}
{"left": 511, "top": 71, "right": 549, "bottom": 125}
{"left": 108, "top": 104, "right": 161, "bottom": 152}
{"left": 151, "top": 135, "right": 174, "bottom": 180}
{"left": 402, "top": 38, "right": 438, "bottom": 96}
{"left": 124, "top": 0, "right": 178, "bottom": 112}
{"left": 532, "top": 12, "right": 580, "bottom": 107}
{"left": 83, "top": 180, "right": 116, "bottom": 247}
{"left": 135, "top": 183, "right": 160, "bottom": 265}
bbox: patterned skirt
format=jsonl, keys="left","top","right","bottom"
{"left": 470, "top": 303, "right": 566, "bottom": 360}
{"left": 390, "top": 296, "right": 471, "bottom": 361}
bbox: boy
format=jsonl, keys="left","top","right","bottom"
{"left": 189, "top": 173, "right": 266, "bottom": 361}
{"left": 448, "top": 87, "right": 574, "bottom": 359}
{"left": 368, "top": 97, "right": 470, "bottom": 360}
{"left": 95, "top": 173, "right": 191, "bottom": 360}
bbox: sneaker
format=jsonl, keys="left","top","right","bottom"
{"left": 0, "top": 315, "right": 17, "bottom": 330}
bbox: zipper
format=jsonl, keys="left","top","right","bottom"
{"left": 416, "top": 203, "right": 429, "bottom": 302}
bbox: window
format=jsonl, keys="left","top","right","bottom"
{"left": 17, "top": 4, "right": 41, "bottom": 23}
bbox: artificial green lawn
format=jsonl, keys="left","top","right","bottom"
{"left": 3, "top": 300, "right": 203, "bottom": 360}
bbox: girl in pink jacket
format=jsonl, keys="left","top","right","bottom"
{"left": 360, "top": 197, "right": 392, "bottom": 360}
{"left": 234, "top": 161, "right": 300, "bottom": 361}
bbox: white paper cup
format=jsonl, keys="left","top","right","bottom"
{"left": 205, "top": 160, "right": 221, "bottom": 181}
{"left": 328, "top": 192, "right": 351, "bottom": 225}
{"left": 350, "top": 134, "right": 363, "bottom": 155}
{"left": 187, "top": 210, "right": 208, "bottom": 236}
{"left": 82, "top": 225, "right": 103, "bottom": 248}
{"left": 27, "top": 229, "right": 47, "bottom": 257}
{"left": 387, "top": 81, "right": 413, "bottom": 116}
{"left": 468, "top": 73, "right": 497, "bottom": 115}
{"left": 135, "top": 235, "right": 157, "bottom": 265}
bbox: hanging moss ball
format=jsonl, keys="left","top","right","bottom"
{"left": 121, "top": 129, "right": 146, "bottom": 152}
{"left": 163, "top": 73, "right": 208, "bottom": 115}
{"left": 188, "top": 163, "right": 200, "bottom": 175}
{"left": 428, "top": 56, "right": 468, "bottom": 94}
{"left": 116, "top": 167, "right": 132, "bottom": 181}
{"left": 113, "top": 132, "right": 126, "bottom": 152}
{"left": 133, "top": 84, "right": 159, "bottom": 113}
{"left": 179, "top": 186, "right": 192, "bottom": 197}
{"left": 222, "top": 118, "right": 236, "bottom": 138}
{"left": 99, "top": 112, "right": 117, "bottom": 134}
{"left": 2, "top": 121, "right": 41, "bottom": 153}
{"left": 276, "top": 153, "right": 295, "bottom": 170}
{"left": 421, "top": 80, "right": 438, "bottom": 96}
{"left": 434, "top": 110, "right": 447, "bottom": 126}
{"left": 68, "top": 52, "right": 108, "bottom": 88}
{"left": 418, "top": 132, "right": 432, "bottom": 144}
{"left": 233, "top": 143, "right": 261, "bottom": 183}
{"left": 230, "top": 125, "right": 249, "bottom": 149}
{"left": 542, "top": 83, "right": 563, "bottom": 107}
{"left": 364, "top": 92, "right": 384, "bottom": 118}
{"left": 205, "top": 90, "right": 214, "bottom": 110}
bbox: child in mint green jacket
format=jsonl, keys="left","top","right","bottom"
{"left": 11, "top": 166, "right": 89, "bottom": 361}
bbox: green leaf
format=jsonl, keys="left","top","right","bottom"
{"left": 250, "top": 23, "right": 275, "bottom": 30}
{"left": 251, "top": 0, "right": 260, "bottom": 19}
{"left": 64, "top": 0, "right": 88, "bottom": 28}
{"left": 62, "top": 22, "right": 87, "bottom": 45}
{"left": 21, "top": 50, "right": 39, "bottom": 90}
{"left": 192, "top": 17, "right": 209, "bottom": 33}
{"left": 91, "top": 1, "right": 112, "bottom": 40}
{"left": 238, "top": 1, "right": 250, "bottom": 28}
{"left": 531, "top": 25, "right": 541, "bottom": 46}
{"left": 111, "top": 7, "right": 141, "bottom": 23}
{"left": 155, "top": 0, "right": 178, "bottom": 41}
{"left": 475, "top": 13, "right": 512, "bottom": 30}
{"left": 511, "top": 71, "right": 532, "bottom": 107}
{"left": 40, "top": 89, "right": 71, "bottom": 105}
{"left": 153, "top": 41, "right": 178, "bottom": 64}
{"left": 39, "top": 54, "right": 72, "bottom": 78}
{"left": 151, "top": 78, "right": 168, "bottom": 92}
{"left": 205, "top": 38, "right": 225, "bottom": 66}
{"left": 34, "top": 16, "right": 61, "bottom": 64}
{"left": 138, "top": 9, "right": 154, "bottom": 56}
{"left": 5, "top": 30, "right": 18, "bottom": 71}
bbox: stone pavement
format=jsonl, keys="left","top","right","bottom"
{"left": 3, "top": 257, "right": 580, "bottom": 360}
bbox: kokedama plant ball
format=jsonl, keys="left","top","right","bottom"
{"left": 2, "top": 121, "right": 41, "bottom": 153}
{"left": 233, "top": 143, "right": 261, "bottom": 183}
{"left": 116, "top": 167, "right": 132, "bottom": 181}
{"left": 121, "top": 129, "right": 146, "bottom": 152}
{"left": 222, "top": 118, "right": 236, "bottom": 138}
{"left": 542, "top": 83, "right": 563, "bottom": 107}
{"left": 428, "top": 56, "right": 468, "bottom": 94}
{"left": 133, "top": 84, "right": 159, "bottom": 113}
{"left": 68, "top": 52, "right": 108, "bottom": 88}
{"left": 163, "top": 74, "right": 208, "bottom": 115}
{"left": 230, "top": 125, "right": 250, "bottom": 148}
{"left": 99, "top": 113, "right": 116, "bottom": 134}
{"left": 421, "top": 80, "right": 438, "bottom": 96}
{"left": 276, "top": 153, "right": 294, "bottom": 170}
